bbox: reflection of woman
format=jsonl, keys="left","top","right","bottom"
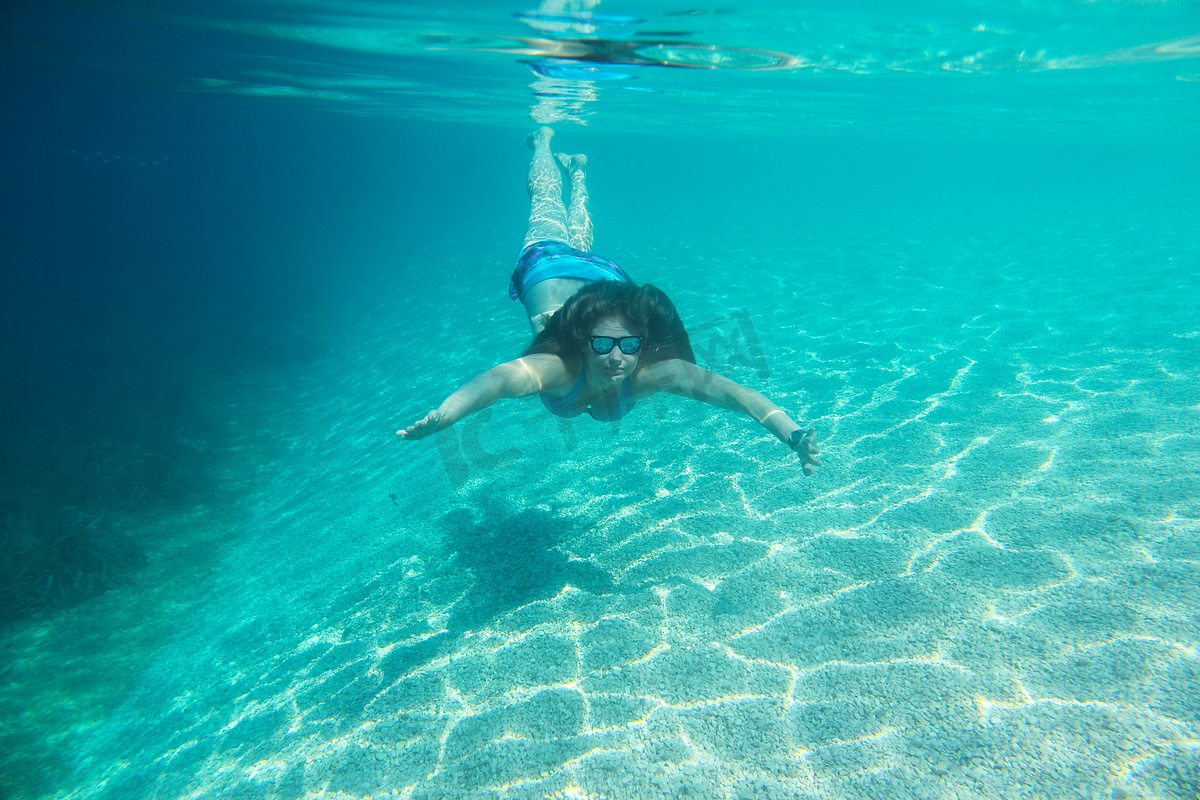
{"left": 399, "top": 128, "right": 822, "bottom": 475}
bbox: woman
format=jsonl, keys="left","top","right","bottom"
{"left": 398, "top": 128, "right": 822, "bottom": 475}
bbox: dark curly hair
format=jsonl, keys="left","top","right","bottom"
{"left": 524, "top": 281, "right": 696, "bottom": 373}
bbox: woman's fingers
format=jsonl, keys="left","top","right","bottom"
{"left": 790, "top": 427, "right": 821, "bottom": 475}
{"left": 398, "top": 411, "right": 441, "bottom": 439}
{"left": 398, "top": 416, "right": 425, "bottom": 439}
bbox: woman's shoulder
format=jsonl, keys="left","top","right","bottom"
{"left": 632, "top": 358, "right": 698, "bottom": 392}
{"left": 511, "top": 353, "right": 577, "bottom": 395}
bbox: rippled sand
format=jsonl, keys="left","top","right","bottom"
{"left": 2, "top": 213, "right": 1198, "bottom": 800}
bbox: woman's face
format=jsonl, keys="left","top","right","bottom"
{"left": 584, "top": 316, "right": 641, "bottom": 384}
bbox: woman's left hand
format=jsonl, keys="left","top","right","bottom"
{"left": 789, "top": 427, "right": 823, "bottom": 476}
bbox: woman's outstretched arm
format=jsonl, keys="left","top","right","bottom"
{"left": 398, "top": 355, "right": 566, "bottom": 440}
{"left": 638, "top": 359, "right": 823, "bottom": 475}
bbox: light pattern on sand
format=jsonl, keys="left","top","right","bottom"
{"left": 1, "top": 204, "right": 1197, "bottom": 800}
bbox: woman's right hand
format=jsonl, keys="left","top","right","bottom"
{"left": 397, "top": 409, "right": 444, "bottom": 440}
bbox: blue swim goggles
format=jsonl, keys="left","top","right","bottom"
{"left": 590, "top": 336, "right": 643, "bottom": 355}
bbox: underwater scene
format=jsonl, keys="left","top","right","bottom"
{"left": 1, "top": 1, "right": 1199, "bottom": 799}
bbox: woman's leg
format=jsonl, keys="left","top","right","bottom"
{"left": 520, "top": 128, "right": 580, "bottom": 335}
{"left": 522, "top": 127, "right": 569, "bottom": 248}
{"left": 557, "top": 153, "right": 594, "bottom": 252}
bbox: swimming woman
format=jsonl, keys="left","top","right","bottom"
{"left": 398, "top": 128, "right": 822, "bottom": 475}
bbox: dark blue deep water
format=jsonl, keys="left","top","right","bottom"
{"left": 2, "top": 2, "right": 1199, "bottom": 799}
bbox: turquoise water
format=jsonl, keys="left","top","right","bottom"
{"left": 1, "top": 2, "right": 1199, "bottom": 799}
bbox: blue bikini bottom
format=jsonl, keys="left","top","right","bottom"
{"left": 509, "top": 239, "right": 632, "bottom": 302}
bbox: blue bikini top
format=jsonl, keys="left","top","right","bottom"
{"left": 541, "top": 373, "right": 636, "bottom": 422}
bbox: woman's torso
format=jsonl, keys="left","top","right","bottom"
{"left": 539, "top": 369, "right": 639, "bottom": 421}
{"left": 522, "top": 277, "right": 590, "bottom": 323}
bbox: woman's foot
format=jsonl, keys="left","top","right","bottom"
{"left": 526, "top": 127, "right": 554, "bottom": 151}
{"left": 555, "top": 153, "right": 587, "bottom": 175}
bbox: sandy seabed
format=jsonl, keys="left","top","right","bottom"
{"left": 2, "top": 216, "right": 1198, "bottom": 800}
